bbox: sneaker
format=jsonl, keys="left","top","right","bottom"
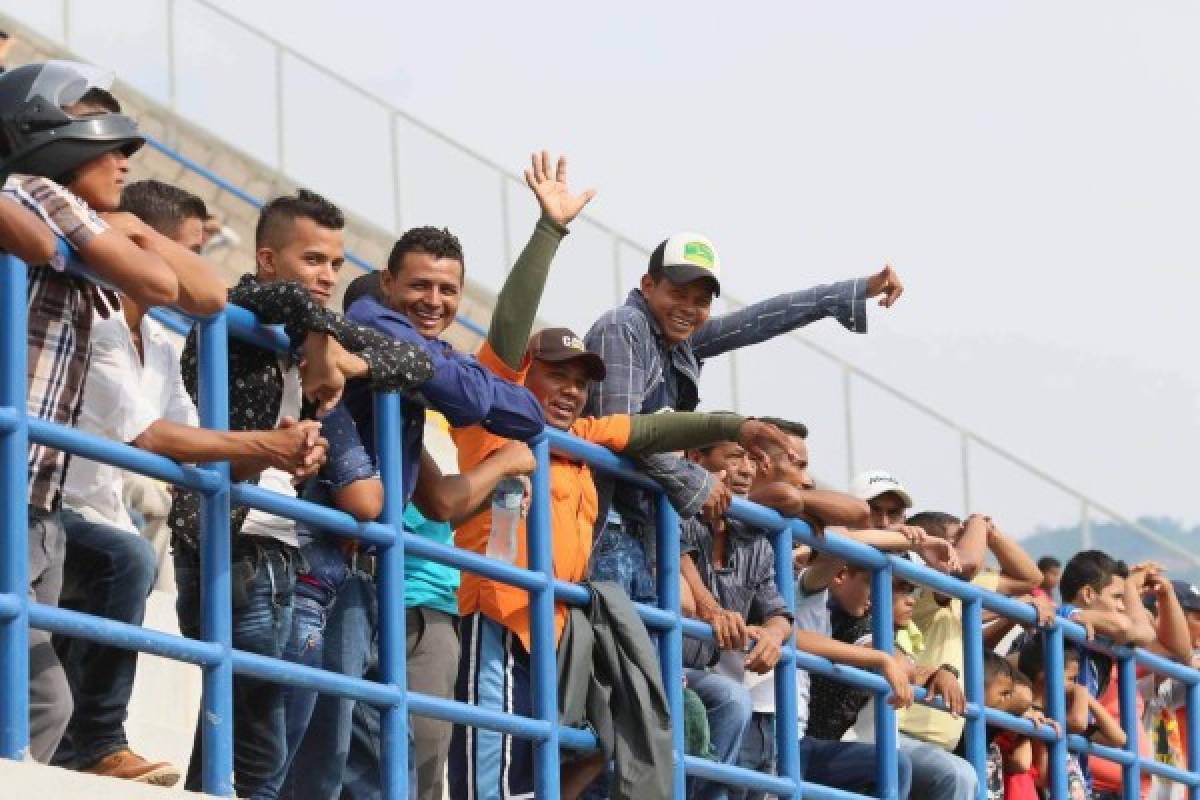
{"left": 82, "top": 749, "right": 182, "bottom": 786}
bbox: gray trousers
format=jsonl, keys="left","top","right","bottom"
{"left": 28, "top": 506, "right": 72, "bottom": 762}
{"left": 407, "top": 606, "right": 459, "bottom": 800}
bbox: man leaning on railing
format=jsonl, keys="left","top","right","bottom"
{"left": 0, "top": 60, "right": 223, "bottom": 767}
{"left": 166, "top": 187, "right": 434, "bottom": 799}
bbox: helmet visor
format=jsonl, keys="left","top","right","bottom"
{"left": 25, "top": 60, "right": 116, "bottom": 108}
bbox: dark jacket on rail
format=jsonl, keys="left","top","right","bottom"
{"left": 558, "top": 581, "right": 672, "bottom": 800}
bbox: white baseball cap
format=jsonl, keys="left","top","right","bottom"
{"left": 649, "top": 232, "right": 722, "bottom": 296}
{"left": 849, "top": 470, "right": 913, "bottom": 508}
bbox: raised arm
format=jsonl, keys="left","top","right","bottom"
{"left": 952, "top": 513, "right": 990, "bottom": 579}
{"left": 986, "top": 520, "right": 1043, "bottom": 595}
{"left": 487, "top": 151, "right": 593, "bottom": 369}
{"left": 747, "top": 481, "right": 870, "bottom": 529}
{"left": 101, "top": 211, "right": 226, "bottom": 316}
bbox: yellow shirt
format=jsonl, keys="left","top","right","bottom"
{"left": 897, "top": 571, "right": 1000, "bottom": 750}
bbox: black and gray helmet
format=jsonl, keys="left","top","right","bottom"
{"left": 0, "top": 60, "right": 143, "bottom": 183}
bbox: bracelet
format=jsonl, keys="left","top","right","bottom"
{"left": 937, "top": 663, "right": 961, "bottom": 680}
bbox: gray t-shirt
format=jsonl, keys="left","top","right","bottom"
{"left": 793, "top": 569, "right": 832, "bottom": 738}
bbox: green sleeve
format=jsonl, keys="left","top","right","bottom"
{"left": 487, "top": 215, "right": 568, "bottom": 369}
{"left": 624, "top": 412, "right": 746, "bottom": 456}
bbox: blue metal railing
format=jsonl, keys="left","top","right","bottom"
{"left": 1, "top": 240, "right": 1199, "bottom": 799}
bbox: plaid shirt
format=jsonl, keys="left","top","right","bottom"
{"left": 584, "top": 280, "right": 865, "bottom": 524}
{"left": 680, "top": 515, "right": 792, "bottom": 668}
{"left": 3, "top": 175, "right": 109, "bottom": 511}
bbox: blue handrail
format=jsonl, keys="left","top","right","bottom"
{"left": 0, "top": 240, "right": 1198, "bottom": 800}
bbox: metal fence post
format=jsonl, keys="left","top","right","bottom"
{"left": 1187, "top": 679, "right": 1200, "bottom": 800}
{"left": 772, "top": 525, "right": 799, "bottom": 796}
{"left": 373, "top": 392, "right": 408, "bottom": 798}
{"left": 961, "top": 597, "right": 987, "bottom": 799}
{"left": 196, "top": 313, "right": 234, "bottom": 796}
{"left": 0, "top": 254, "right": 29, "bottom": 759}
{"left": 1117, "top": 653, "right": 1141, "bottom": 800}
{"left": 528, "top": 434, "right": 561, "bottom": 797}
{"left": 1042, "top": 627, "right": 1069, "bottom": 800}
{"left": 843, "top": 366, "right": 855, "bottom": 486}
{"left": 871, "top": 564, "right": 898, "bottom": 800}
{"left": 656, "top": 496, "right": 686, "bottom": 798}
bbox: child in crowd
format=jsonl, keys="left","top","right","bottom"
{"left": 1017, "top": 633, "right": 1122, "bottom": 800}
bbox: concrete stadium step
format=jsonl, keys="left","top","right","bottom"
{"left": 0, "top": 759, "right": 218, "bottom": 799}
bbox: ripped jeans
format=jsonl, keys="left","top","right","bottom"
{"left": 175, "top": 536, "right": 296, "bottom": 800}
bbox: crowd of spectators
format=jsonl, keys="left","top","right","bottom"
{"left": 0, "top": 58, "right": 1196, "bottom": 800}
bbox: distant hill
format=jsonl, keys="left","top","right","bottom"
{"left": 1017, "top": 517, "right": 1200, "bottom": 587}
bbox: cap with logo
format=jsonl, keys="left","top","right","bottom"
{"left": 849, "top": 470, "right": 913, "bottom": 508}
{"left": 527, "top": 327, "right": 607, "bottom": 381}
{"left": 648, "top": 232, "right": 721, "bottom": 296}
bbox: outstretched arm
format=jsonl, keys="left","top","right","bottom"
{"left": 690, "top": 265, "right": 904, "bottom": 359}
{"left": 102, "top": 211, "right": 226, "bottom": 316}
{"left": 488, "top": 151, "right": 594, "bottom": 369}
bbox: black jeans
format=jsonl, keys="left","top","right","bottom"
{"left": 52, "top": 509, "right": 157, "bottom": 768}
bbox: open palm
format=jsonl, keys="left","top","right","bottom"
{"left": 524, "top": 150, "right": 596, "bottom": 227}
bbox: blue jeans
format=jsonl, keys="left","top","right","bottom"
{"left": 52, "top": 509, "right": 157, "bottom": 768}
{"left": 284, "top": 570, "right": 380, "bottom": 800}
{"left": 685, "top": 669, "right": 753, "bottom": 800}
{"left": 175, "top": 538, "right": 296, "bottom": 800}
{"left": 800, "top": 736, "right": 913, "bottom": 798}
{"left": 589, "top": 517, "right": 657, "bottom": 604}
{"left": 897, "top": 732, "right": 977, "bottom": 800}
{"left": 259, "top": 536, "right": 348, "bottom": 800}
{"left": 728, "top": 712, "right": 776, "bottom": 800}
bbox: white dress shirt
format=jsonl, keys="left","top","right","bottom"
{"left": 63, "top": 311, "right": 197, "bottom": 533}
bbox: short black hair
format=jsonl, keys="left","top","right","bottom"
{"left": 1017, "top": 633, "right": 1080, "bottom": 683}
{"left": 758, "top": 417, "right": 809, "bottom": 439}
{"left": 255, "top": 188, "right": 344, "bottom": 250}
{"left": 984, "top": 651, "right": 1013, "bottom": 686}
{"left": 906, "top": 511, "right": 962, "bottom": 540}
{"left": 386, "top": 226, "right": 464, "bottom": 277}
{"left": 1059, "top": 550, "right": 1127, "bottom": 605}
{"left": 1037, "top": 556, "right": 1062, "bottom": 572}
{"left": 119, "top": 180, "right": 207, "bottom": 238}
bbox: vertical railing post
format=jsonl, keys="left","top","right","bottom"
{"left": 390, "top": 113, "right": 404, "bottom": 235}
{"left": 1186, "top": 678, "right": 1200, "bottom": 800}
{"left": 655, "top": 496, "right": 686, "bottom": 798}
{"left": 960, "top": 432, "right": 972, "bottom": 514}
{"left": 842, "top": 366, "right": 855, "bottom": 486}
{"left": 871, "top": 563, "right": 898, "bottom": 800}
{"left": 611, "top": 235, "right": 624, "bottom": 306}
{"left": 1117, "top": 653, "right": 1141, "bottom": 800}
{"left": 0, "top": 254, "right": 29, "bottom": 759}
{"left": 772, "top": 524, "right": 799, "bottom": 797}
{"left": 1042, "top": 627, "right": 1069, "bottom": 800}
{"left": 528, "top": 434, "right": 560, "bottom": 797}
{"left": 961, "top": 597, "right": 987, "bottom": 799}
{"left": 196, "top": 313, "right": 233, "bottom": 796}
{"left": 373, "top": 392, "right": 408, "bottom": 799}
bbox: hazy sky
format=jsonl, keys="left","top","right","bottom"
{"left": 5, "top": 0, "right": 1198, "bottom": 538}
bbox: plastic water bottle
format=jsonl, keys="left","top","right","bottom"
{"left": 486, "top": 477, "right": 525, "bottom": 563}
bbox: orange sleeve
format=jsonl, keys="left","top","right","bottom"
{"left": 476, "top": 340, "right": 530, "bottom": 384}
{"left": 449, "top": 341, "right": 532, "bottom": 471}
{"left": 571, "top": 414, "right": 632, "bottom": 452}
